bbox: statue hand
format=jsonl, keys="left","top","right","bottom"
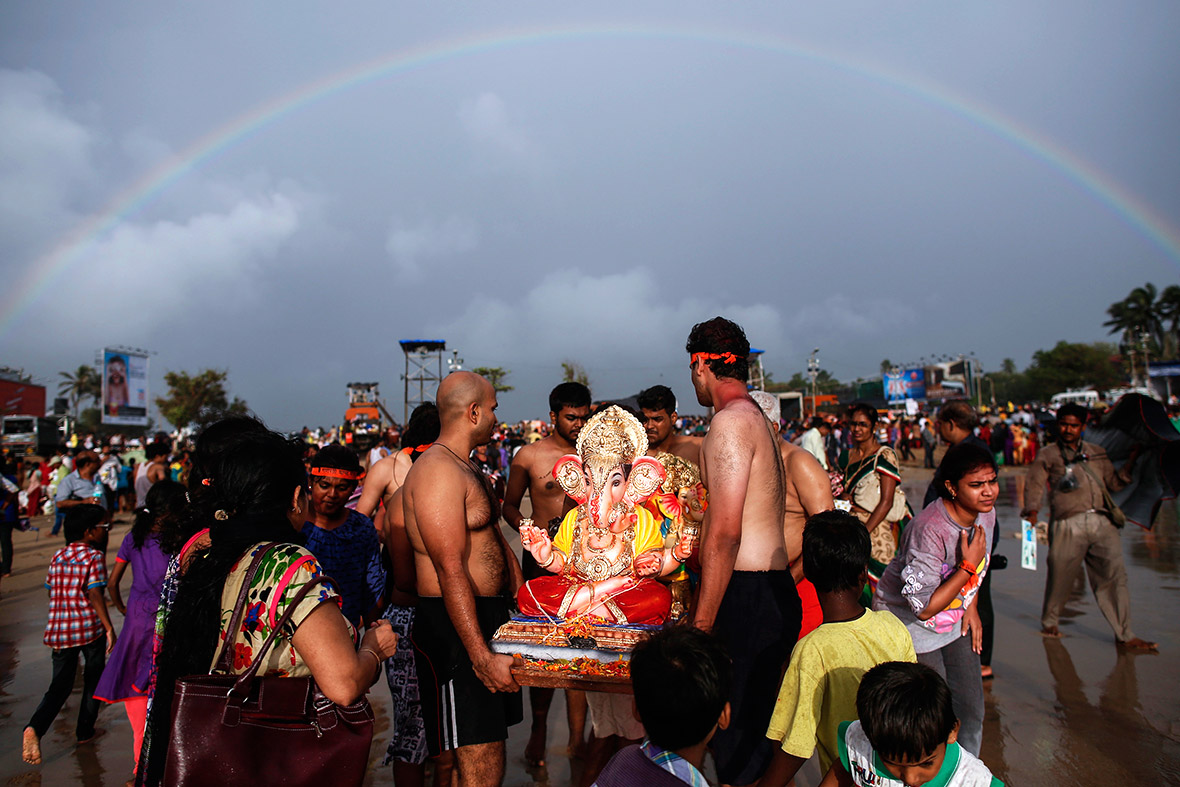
{"left": 634, "top": 551, "right": 660, "bottom": 577}
{"left": 672, "top": 532, "right": 695, "bottom": 562}
{"left": 519, "top": 520, "right": 551, "bottom": 562}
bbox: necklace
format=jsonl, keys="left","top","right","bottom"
{"left": 436, "top": 442, "right": 475, "bottom": 469}
{"left": 585, "top": 530, "right": 618, "bottom": 553}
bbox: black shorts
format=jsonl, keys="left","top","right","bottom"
{"left": 710, "top": 569, "right": 802, "bottom": 785}
{"left": 412, "top": 596, "right": 523, "bottom": 756}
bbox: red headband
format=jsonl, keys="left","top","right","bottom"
{"left": 310, "top": 467, "right": 365, "bottom": 481}
{"left": 691, "top": 351, "right": 739, "bottom": 366}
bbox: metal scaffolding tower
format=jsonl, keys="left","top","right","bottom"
{"left": 400, "top": 340, "right": 446, "bottom": 423}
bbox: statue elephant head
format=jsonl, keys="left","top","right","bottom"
{"left": 552, "top": 405, "right": 666, "bottom": 530}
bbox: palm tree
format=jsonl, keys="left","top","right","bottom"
{"left": 58, "top": 365, "right": 100, "bottom": 423}
{"left": 1104, "top": 283, "right": 1165, "bottom": 354}
{"left": 1158, "top": 284, "right": 1180, "bottom": 359}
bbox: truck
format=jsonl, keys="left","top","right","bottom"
{"left": 2, "top": 415, "right": 63, "bottom": 456}
{"left": 1050, "top": 390, "right": 1100, "bottom": 408}
{"left": 341, "top": 382, "right": 398, "bottom": 451}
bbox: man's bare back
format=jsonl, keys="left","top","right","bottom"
{"left": 778, "top": 441, "right": 835, "bottom": 582}
{"left": 701, "top": 401, "right": 788, "bottom": 573}
{"left": 404, "top": 447, "right": 507, "bottom": 598}
{"left": 356, "top": 450, "right": 412, "bottom": 523}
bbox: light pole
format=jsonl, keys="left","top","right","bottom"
{"left": 807, "top": 348, "right": 820, "bottom": 416}
{"left": 1138, "top": 326, "right": 1151, "bottom": 388}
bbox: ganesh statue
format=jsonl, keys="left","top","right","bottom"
{"left": 517, "top": 406, "right": 695, "bottom": 626}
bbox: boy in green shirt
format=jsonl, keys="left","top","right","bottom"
{"left": 822, "top": 661, "right": 1002, "bottom": 786}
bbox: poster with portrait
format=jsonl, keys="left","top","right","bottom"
{"left": 882, "top": 368, "right": 926, "bottom": 404}
{"left": 102, "top": 349, "right": 149, "bottom": 426}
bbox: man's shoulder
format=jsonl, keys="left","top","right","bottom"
{"left": 371, "top": 452, "right": 402, "bottom": 473}
{"left": 709, "top": 399, "right": 765, "bottom": 432}
{"left": 783, "top": 441, "right": 821, "bottom": 470}
{"left": 403, "top": 449, "right": 460, "bottom": 487}
{"left": 1037, "top": 443, "right": 1062, "bottom": 460}
{"left": 518, "top": 436, "right": 570, "bottom": 468}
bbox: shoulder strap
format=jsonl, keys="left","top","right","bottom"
{"left": 1074, "top": 460, "right": 1120, "bottom": 510}
{"left": 228, "top": 575, "right": 331, "bottom": 699}
{"left": 213, "top": 542, "right": 279, "bottom": 673}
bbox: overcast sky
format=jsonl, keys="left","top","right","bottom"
{"left": 2, "top": 2, "right": 1177, "bottom": 428}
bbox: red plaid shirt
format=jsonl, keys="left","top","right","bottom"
{"left": 43, "top": 542, "right": 108, "bottom": 649}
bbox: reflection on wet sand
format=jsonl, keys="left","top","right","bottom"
{"left": 1040, "top": 637, "right": 1178, "bottom": 783}
{"left": 1, "top": 473, "right": 1177, "bottom": 786}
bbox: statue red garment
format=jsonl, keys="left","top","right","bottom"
{"left": 517, "top": 506, "right": 672, "bottom": 625}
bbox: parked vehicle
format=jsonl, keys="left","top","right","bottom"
{"left": 2, "top": 415, "right": 63, "bottom": 456}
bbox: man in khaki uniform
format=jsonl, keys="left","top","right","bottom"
{"left": 1022, "top": 403, "right": 1155, "bottom": 651}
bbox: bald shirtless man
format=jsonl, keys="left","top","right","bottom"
{"left": 751, "top": 390, "right": 835, "bottom": 640}
{"left": 403, "top": 372, "right": 523, "bottom": 786}
{"left": 637, "top": 385, "right": 702, "bottom": 466}
{"left": 686, "top": 317, "right": 802, "bottom": 787}
{"left": 502, "top": 382, "right": 591, "bottom": 765}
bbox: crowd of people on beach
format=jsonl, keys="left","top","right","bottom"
{"left": 8, "top": 316, "right": 1165, "bottom": 787}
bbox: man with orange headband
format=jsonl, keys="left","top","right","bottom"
{"left": 302, "top": 444, "right": 386, "bottom": 627}
{"left": 686, "top": 317, "right": 802, "bottom": 787}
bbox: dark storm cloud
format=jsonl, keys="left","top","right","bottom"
{"left": 1, "top": 2, "right": 1177, "bottom": 427}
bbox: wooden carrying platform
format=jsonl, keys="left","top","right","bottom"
{"left": 510, "top": 662, "right": 633, "bottom": 694}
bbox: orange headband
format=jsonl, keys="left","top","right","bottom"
{"left": 310, "top": 467, "right": 365, "bottom": 481}
{"left": 691, "top": 351, "right": 739, "bottom": 366}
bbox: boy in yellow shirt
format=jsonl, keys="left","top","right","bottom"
{"left": 762, "top": 511, "right": 916, "bottom": 786}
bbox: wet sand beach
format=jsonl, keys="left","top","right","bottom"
{"left": 2, "top": 468, "right": 1177, "bottom": 785}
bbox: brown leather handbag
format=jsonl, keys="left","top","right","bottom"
{"left": 162, "top": 545, "right": 374, "bottom": 786}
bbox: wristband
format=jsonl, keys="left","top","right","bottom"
{"left": 958, "top": 561, "right": 977, "bottom": 577}
{"left": 539, "top": 549, "right": 557, "bottom": 568}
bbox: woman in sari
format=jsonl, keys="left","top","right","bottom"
{"left": 837, "top": 402, "right": 911, "bottom": 595}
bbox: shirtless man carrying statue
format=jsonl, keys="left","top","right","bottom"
{"left": 403, "top": 371, "right": 523, "bottom": 786}
{"left": 686, "top": 317, "right": 803, "bottom": 787}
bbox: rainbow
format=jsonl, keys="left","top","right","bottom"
{"left": 4, "top": 23, "right": 1179, "bottom": 334}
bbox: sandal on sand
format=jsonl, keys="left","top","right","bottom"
{"left": 1117, "top": 638, "right": 1158, "bottom": 653}
{"left": 22, "top": 728, "right": 41, "bottom": 765}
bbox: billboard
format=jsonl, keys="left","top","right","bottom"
{"left": 102, "top": 349, "right": 149, "bottom": 426}
{"left": 883, "top": 368, "right": 926, "bottom": 403}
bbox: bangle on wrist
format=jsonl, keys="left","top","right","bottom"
{"left": 958, "top": 560, "right": 977, "bottom": 576}
{"left": 539, "top": 550, "right": 556, "bottom": 568}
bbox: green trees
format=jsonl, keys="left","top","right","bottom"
{"left": 155, "top": 369, "right": 249, "bottom": 430}
{"left": 471, "top": 366, "right": 514, "bottom": 393}
{"left": 1104, "top": 282, "right": 1180, "bottom": 360}
{"left": 58, "top": 365, "right": 101, "bottom": 423}
{"left": 1022, "top": 341, "right": 1123, "bottom": 401}
{"left": 561, "top": 361, "right": 590, "bottom": 388}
